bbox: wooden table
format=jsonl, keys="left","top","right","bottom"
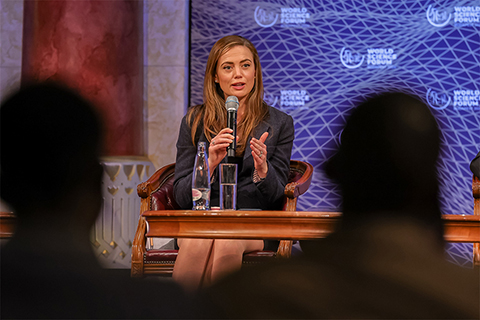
{"left": 142, "top": 210, "right": 480, "bottom": 243}
{"left": 0, "top": 212, "right": 15, "bottom": 239}
{"left": 2, "top": 210, "right": 479, "bottom": 243}
{"left": 442, "top": 214, "right": 480, "bottom": 243}
{"left": 143, "top": 210, "right": 342, "bottom": 240}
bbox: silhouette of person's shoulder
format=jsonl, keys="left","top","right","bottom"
{"left": 1, "top": 242, "right": 191, "bottom": 319}
{"left": 200, "top": 218, "right": 479, "bottom": 319}
{"left": 1, "top": 235, "right": 191, "bottom": 319}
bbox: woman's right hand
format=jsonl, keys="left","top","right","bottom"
{"left": 209, "top": 128, "right": 236, "bottom": 173}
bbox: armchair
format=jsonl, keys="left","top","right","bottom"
{"left": 131, "top": 160, "right": 313, "bottom": 277}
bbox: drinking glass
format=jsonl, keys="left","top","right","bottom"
{"left": 219, "top": 163, "right": 237, "bottom": 210}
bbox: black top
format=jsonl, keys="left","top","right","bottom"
{"left": 173, "top": 105, "right": 295, "bottom": 211}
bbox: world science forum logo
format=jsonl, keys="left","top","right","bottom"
{"left": 427, "top": 4, "right": 480, "bottom": 27}
{"left": 426, "top": 5, "right": 452, "bottom": 27}
{"left": 426, "top": 88, "right": 451, "bottom": 110}
{"left": 426, "top": 88, "right": 480, "bottom": 111}
{"left": 254, "top": 6, "right": 278, "bottom": 27}
{"left": 254, "top": 5, "right": 311, "bottom": 28}
{"left": 340, "top": 47, "right": 397, "bottom": 69}
{"left": 264, "top": 90, "right": 310, "bottom": 110}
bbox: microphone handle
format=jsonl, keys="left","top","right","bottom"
{"left": 227, "top": 109, "right": 237, "bottom": 158}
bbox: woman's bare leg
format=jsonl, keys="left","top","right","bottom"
{"left": 207, "top": 239, "right": 264, "bottom": 285}
{"left": 172, "top": 238, "right": 214, "bottom": 293}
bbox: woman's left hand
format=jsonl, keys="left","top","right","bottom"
{"left": 251, "top": 132, "right": 269, "bottom": 178}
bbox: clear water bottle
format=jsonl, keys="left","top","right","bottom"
{"left": 192, "top": 141, "right": 211, "bottom": 210}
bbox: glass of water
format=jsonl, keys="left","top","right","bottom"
{"left": 219, "top": 163, "right": 237, "bottom": 210}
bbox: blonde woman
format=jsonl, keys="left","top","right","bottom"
{"left": 173, "top": 35, "right": 294, "bottom": 292}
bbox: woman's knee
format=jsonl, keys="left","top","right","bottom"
{"left": 177, "top": 238, "right": 214, "bottom": 258}
{"left": 213, "top": 239, "right": 244, "bottom": 254}
{"left": 213, "top": 239, "right": 262, "bottom": 254}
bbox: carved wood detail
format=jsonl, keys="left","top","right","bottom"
{"left": 131, "top": 216, "right": 146, "bottom": 277}
{"left": 277, "top": 240, "right": 293, "bottom": 259}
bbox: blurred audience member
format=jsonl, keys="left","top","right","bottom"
{"left": 471, "top": 151, "right": 480, "bottom": 177}
{"left": 0, "top": 83, "right": 189, "bottom": 319}
{"left": 198, "top": 92, "right": 479, "bottom": 319}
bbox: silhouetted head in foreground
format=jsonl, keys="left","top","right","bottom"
{"left": 1, "top": 82, "right": 103, "bottom": 228}
{"left": 1, "top": 83, "right": 193, "bottom": 320}
{"left": 326, "top": 92, "right": 441, "bottom": 231}
{"left": 200, "top": 92, "right": 478, "bottom": 320}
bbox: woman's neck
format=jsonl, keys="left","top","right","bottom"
{"left": 237, "top": 99, "right": 247, "bottom": 123}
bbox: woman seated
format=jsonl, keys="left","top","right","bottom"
{"left": 172, "top": 35, "right": 295, "bottom": 292}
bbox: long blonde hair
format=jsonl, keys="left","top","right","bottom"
{"left": 187, "top": 35, "right": 268, "bottom": 155}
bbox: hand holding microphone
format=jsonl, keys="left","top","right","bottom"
{"left": 225, "top": 96, "right": 239, "bottom": 158}
{"left": 208, "top": 96, "right": 239, "bottom": 171}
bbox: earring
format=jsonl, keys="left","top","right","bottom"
{"left": 215, "top": 80, "right": 218, "bottom": 83}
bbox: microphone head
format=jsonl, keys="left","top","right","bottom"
{"left": 225, "top": 96, "right": 239, "bottom": 111}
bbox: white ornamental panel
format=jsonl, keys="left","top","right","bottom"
{"left": 92, "top": 156, "right": 172, "bottom": 269}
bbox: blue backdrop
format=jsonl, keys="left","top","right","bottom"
{"left": 190, "top": 0, "right": 480, "bottom": 266}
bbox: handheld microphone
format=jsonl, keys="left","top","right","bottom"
{"left": 225, "top": 96, "right": 239, "bottom": 158}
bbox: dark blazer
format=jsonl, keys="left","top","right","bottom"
{"left": 471, "top": 151, "right": 480, "bottom": 178}
{"left": 173, "top": 105, "right": 294, "bottom": 210}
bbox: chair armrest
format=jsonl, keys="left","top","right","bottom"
{"left": 285, "top": 160, "right": 313, "bottom": 199}
{"left": 137, "top": 163, "right": 176, "bottom": 199}
{"left": 133, "top": 163, "right": 176, "bottom": 277}
{"left": 283, "top": 161, "right": 314, "bottom": 212}
{"left": 137, "top": 163, "right": 176, "bottom": 215}
{"left": 279, "top": 161, "right": 314, "bottom": 257}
